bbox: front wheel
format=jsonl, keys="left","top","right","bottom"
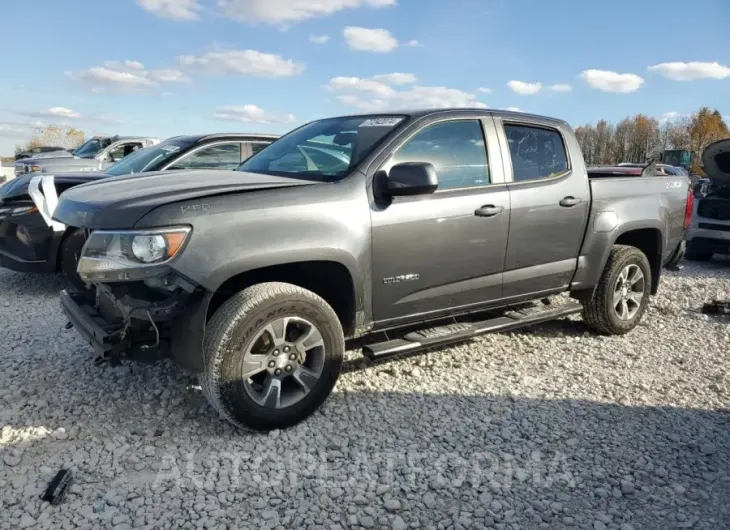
{"left": 201, "top": 282, "right": 344, "bottom": 431}
{"left": 583, "top": 245, "right": 652, "bottom": 335}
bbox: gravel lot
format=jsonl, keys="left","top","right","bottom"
{"left": 1, "top": 260, "right": 729, "bottom": 530}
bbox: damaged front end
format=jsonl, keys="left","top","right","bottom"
{"left": 61, "top": 273, "right": 211, "bottom": 370}
{"left": 60, "top": 225, "right": 212, "bottom": 371}
{"left": 686, "top": 139, "right": 730, "bottom": 256}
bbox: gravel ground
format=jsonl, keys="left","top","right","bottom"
{"left": 1, "top": 260, "right": 729, "bottom": 530}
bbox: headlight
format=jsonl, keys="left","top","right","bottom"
{"left": 0, "top": 205, "right": 37, "bottom": 218}
{"left": 77, "top": 227, "right": 191, "bottom": 282}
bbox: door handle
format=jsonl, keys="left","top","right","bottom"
{"left": 474, "top": 204, "right": 504, "bottom": 217}
{"left": 559, "top": 196, "right": 582, "bottom": 207}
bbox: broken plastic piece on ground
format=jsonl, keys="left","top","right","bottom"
{"left": 41, "top": 469, "right": 74, "bottom": 505}
{"left": 701, "top": 300, "right": 730, "bottom": 315}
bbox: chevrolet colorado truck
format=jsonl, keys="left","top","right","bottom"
{"left": 684, "top": 139, "right": 730, "bottom": 260}
{"left": 53, "top": 109, "right": 692, "bottom": 431}
{"left": 0, "top": 133, "right": 277, "bottom": 290}
{"left": 14, "top": 135, "right": 161, "bottom": 176}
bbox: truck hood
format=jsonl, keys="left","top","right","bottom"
{"left": 25, "top": 150, "right": 74, "bottom": 160}
{"left": 703, "top": 139, "right": 730, "bottom": 183}
{"left": 17, "top": 156, "right": 99, "bottom": 173}
{"left": 0, "top": 172, "right": 106, "bottom": 203}
{"left": 53, "top": 169, "right": 318, "bottom": 229}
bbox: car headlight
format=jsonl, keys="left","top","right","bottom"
{"left": 29, "top": 165, "right": 41, "bottom": 173}
{"left": 77, "top": 227, "right": 191, "bottom": 282}
{"left": 0, "top": 205, "right": 37, "bottom": 218}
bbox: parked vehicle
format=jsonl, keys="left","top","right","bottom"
{"left": 14, "top": 135, "right": 161, "bottom": 176}
{"left": 15, "top": 146, "right": 72, "bottom": 161}
{"left": 0, "top": 133, "right": 278, "bottom": 289}
{"left": 684, "top": 139, "right": 730, "bottom": 260}
{"left": 54, "top": 109, "right": 691, "bottom": 431}
{"left": 615, "top": 162, "right": 688, "bottom": 176}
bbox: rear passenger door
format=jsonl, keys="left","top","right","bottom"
{"left": 497, "top": 120, "right": 590, "bottom": 298}
{"left": 167, "top": 142, "right": 243, "bottom": 170}
{"left": 370, "top": 116, "right": 510, "bottom": 324}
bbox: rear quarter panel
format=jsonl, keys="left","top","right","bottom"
{"left": 570, "top": 176, "right": 688, "bottom": 291}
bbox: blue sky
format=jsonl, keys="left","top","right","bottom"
{"left": 1, "top": 0, "right": 729, "bottom": 154}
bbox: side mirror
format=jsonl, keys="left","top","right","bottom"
{"left": 387, "top": 162, "right": 438, "bottom": 196}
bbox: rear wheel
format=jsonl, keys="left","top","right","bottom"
{"left": 59, "top": 228, "right": 93, "bottom": 298}
{"left": 202, "top": 282, "right": 344, "bottom": 431}
{"left": 583, "top": 245, "right": 651, "bottom": 335}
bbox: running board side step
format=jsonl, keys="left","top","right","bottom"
{"left": 362, "top": 302, "right": 583, "bottom": 360}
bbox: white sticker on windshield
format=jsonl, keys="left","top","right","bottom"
{"left": 359, "top": 117, "right": 404, "bottom": 128}
{"left": 160, "top": 145, "right": 181, "bottom": 153}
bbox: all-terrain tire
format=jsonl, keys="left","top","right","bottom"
{"left": 59, "top": 228, "right": 93, "bottom": 298}
{"left": 583, "top": 245, "right": 652, "bottom": 335}
{"left": 201, "top": 282, "right": 345, "bottom": 431}
{"left": 684, "top": 242, "right": 713, "bottom": 262}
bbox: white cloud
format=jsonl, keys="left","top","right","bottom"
{"left": 43, "top": 107, "right": 82, "bottom": 119}
{"left": 505, "top": 107, "right": 523, "bottom": 112}
{"left": 507, "top": 80, "right": 542, "bottom": 95}
{"left": 218, "top": 0, "right": 395, "bottom": 24}
{"left": 658, "top": 111, "right": 690, "bottom": 124}
{"left": 67, "top": 60, "right": 189, "bottom": 91}
{"left": 214, "top": 104, "right": 296, "bottom": 124}
{"left": 648, "top": 61, "right": 730, "bottom": 81}
{"left": 147, "top": 68, "right": 189, "bottom": 82}
{"left": 477, "top": 87, "right": 492, "bottom": 94}
{"left": 178, "top": 49, "right": 305, "bottom": 77}
{"left": 343, "top": 27, "right": 398, "bottom": 52}
{"left": 326, "top": 76, "right": 395, "bottom": 97}
{"left": 371, "top": 72, "right": 416, "bottom": 85}
{"left": 579, "top": 69, "right": 644, "bottom": 93}
{"left": 136, "top": 0, "right": 201, "bottom": 20}
{"left": 328, "top": 75, "right": 487, "bottom": 111}
{"left": 16, "top": 108, "right": 120, "bottom": 125}
{"left": 309, "top": 34, "right": 330, "bottom": 44}
{"left": 405, "top": 39, "right": 423, "bottom": 47}
{"left": 548, "top": 83, "right": 572, "bottom": 93}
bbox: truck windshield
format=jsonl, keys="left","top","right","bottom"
{"left": 238, "top": 114, "right": 409, "bottom": 181}
{"left": 74, "top": 138, "right": 113, "bottom": 159}
{"left": 105, "top": 139, "right": 194, "bottom": 176}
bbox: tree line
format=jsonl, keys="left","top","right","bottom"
{"left": 574, "top": 107, "right": 729, "bottom": 175}
{"left": 14, "top": 125, "right": 86, "bottom": 155}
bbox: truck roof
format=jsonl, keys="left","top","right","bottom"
{"left": 329, "top": 108, "right": 570, "bottom": 127}
{"left": 166, "top": 133, "right": 281, "bottom": 143}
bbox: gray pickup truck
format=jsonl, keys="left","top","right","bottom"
{"left": 53, "top": 109, "right": 691, "bottom": 431}
{"left": 14, "top": 135, "right": 160, "bottom": 176}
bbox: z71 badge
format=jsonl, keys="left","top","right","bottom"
{"left": 666, "top": 181, "right": 683, "bottom": 189}
{"left": 383, "top": 274, "right": 420, "bottom": 284}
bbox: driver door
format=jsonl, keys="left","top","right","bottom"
{"left": 370, "top": 116, "right": 510, "bottom": 326}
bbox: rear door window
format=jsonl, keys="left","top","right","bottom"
{"left": 504, "top": 124, "right": 569, "bottom": 182}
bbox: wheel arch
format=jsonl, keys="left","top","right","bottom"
{"left": 206, "top": 260, "right": 359, "bottom": 337}
{"left": 613, "top": 227, "right": 663, "bottom": 295}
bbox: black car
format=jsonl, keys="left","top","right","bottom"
{"left": 0, "top": 133, "right": 278, "bottom": 288}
